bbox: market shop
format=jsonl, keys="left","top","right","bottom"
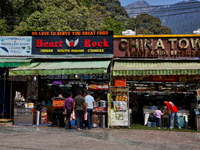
{"left": 112, "top": 34, "right": 200, "bottom": 129}
{"left": 0, "top": 36, "right": 34, "bottom": 119}
{"left": 8, "top": 31, "right": 113, "bottom": 128}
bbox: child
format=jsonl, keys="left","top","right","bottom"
{"left": 155, "top": 107, "right": 163, "bottom": 129}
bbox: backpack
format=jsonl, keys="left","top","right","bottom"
{"left": 148, "top": 113, "right": 156, "bottom": 122}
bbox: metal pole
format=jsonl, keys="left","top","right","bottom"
{"left": 9, "top": 82, "right": 12, "bottom": 118}
{"left": 2, "top": 70, "right": 6, "bottom": 118}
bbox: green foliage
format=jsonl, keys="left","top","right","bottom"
{"left": 0, "top": 19, "right": 8, "bottom": 35}
{"left": 126, "top": 13, "right": 172, "bottom": 35}
{"left": 101, "top": 17, "right": 125, "bottom": 35}
{"left": 13, "top": 4, "right": 92, "bottom": 35}
{"left": 0, "top": 0, "right": 172, "bottom": 36}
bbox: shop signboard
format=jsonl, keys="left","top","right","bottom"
{"left": 150, "top": 75, "right": 178, "bottom": 82}
{"left": 29, "top": 31, "right": 113, "bottom": 56}
{"left": 179, "top": 75, "right": 200, "bottom": 82}
{"left": 0, "top": 36, "right": 32, "bottom": 56}
{"left": 114, "top": 35, "right": 200, "bottom": 58}
{"left": 115, "top": 80, "right": 126, "bottom": 87}
{"left": 88, "top": 83, "right": 109, "bottom": 90}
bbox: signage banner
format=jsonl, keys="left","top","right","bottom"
{"left": 0, "top": 36, "right": 32, "bottom": 56}
{"left": 179, "top": 75, "right": 200, "bottom": 82}
{"left": 115, "top": 80, "right": 126, "bottom": 87}
{"left": 88, "top": 83, "right": 109, "bottom": 90}
{"left": 150, "top": 75, "right": 178, "bottom": 82}
{"left": 114, "top": 36, "right": 200, "bottom": 58}
{"left": 29, "top": 31, "right": 113, "bottom": 55}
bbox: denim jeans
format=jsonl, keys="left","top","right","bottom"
{"left": 75, "top": 110, "right": 84, "bottom": 129}
{"left": 65, "top": 109, "right": 72, "bottom": 130}
{"left": 156, "top": 118, "right": 161, "bottom": 127}
{"left": 170, "top": 112, "right": 181, "bottom": 128}
{"left": 87, "top": 109, "right": 93, "bottom": 129}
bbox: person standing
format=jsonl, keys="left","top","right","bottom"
{"left": 85, "top": 91, "right": 95, "bottom": 130}
{"left": 63, "top": 92, "right": 73, "bottom": 130}
{"left": 163, "top": 101, "right": 181, "bottom": 129}
{"left": 73, "top": 91, "right": 85, "bottom": 131}
{"left": 155, "top": 107, "right": 163, "bottom": 129}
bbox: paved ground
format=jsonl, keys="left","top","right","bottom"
{"left": 0, "top": 123, "right": 200, "bottom": 150}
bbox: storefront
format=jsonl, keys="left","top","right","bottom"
{"left": 112, "top": 34, "right": 200, "bottom": 128}
{"left": 8, "top": 31, "right": 113, "bottom": 127}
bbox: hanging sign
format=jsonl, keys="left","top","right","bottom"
{"left": 115, "top": 80, "right": 126, "bottom": 87}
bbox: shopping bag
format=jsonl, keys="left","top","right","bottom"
{"left": 70, "top": 111, "right": 76, "bottom": 121}
{"left": 84, "top": 112, "right": 87, "bottom": 121}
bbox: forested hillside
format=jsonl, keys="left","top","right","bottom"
{"left": 0, "top": 0, "right": 171, "bottom": 35}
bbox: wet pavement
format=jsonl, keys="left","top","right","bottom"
{"left": 0, "top": 124, "right": 200, "bottom": 150}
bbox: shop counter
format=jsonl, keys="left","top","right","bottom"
{"left": 14, "top": 108, "right": 33, "bottom": 125}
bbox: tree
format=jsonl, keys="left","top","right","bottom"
{"left": 101, "top": 17, "right": 125, "bottom": 35}
{"left": 126, "top": 13, "right": 172, "bottom": 35}
{"left": 13, "top": 1, "right": 94, "bottom": 35}
{"left": 94, "top": 0, "right": 129, "bottom": 22}
{"left": 89, "top": 4, "right": 111, "bottom": 30}
{"left": 0, "top": 19, "right": 8, "bottom": 35}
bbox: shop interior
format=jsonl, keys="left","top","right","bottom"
{"left": 37, "top": 75, "right": 109, "bottom": 127}
{"left": 113, "top": 75, "right": 198, "bottom": 128}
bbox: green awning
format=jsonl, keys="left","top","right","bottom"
{"left": 0, "top": 58, "right": 32, "bottom": 68}
{"left": 9, "top": 60, "right": 111, "bottom": 76}
{"left": 113, "top": 61, "right": 200, "bottom": 76}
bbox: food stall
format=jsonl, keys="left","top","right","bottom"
{"left": 88, "top": 82, "right": 109, "bottom": 128}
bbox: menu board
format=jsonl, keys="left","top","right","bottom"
{"left": 110, "top": 109, "right": 129, "bottom": 126}
{"left": 113, "top": 101, "right": 127, "bottom": 111}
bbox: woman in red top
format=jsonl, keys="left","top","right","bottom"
{"left": 163, "top": 101, "right": 181, "bottom": 129}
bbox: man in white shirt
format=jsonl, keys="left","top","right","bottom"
{"left": 85, "top": 91, "right": 95, "bottom": 130}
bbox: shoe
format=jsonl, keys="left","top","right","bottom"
{"left": 179, "top": 127, "right": 181, "bottom": 130}
{"left": 158, "top": 127, "right": 160, "bottom": 129}
{"left": 169, "top": 127, "right": 172, "bottom": 129}
{"left": 76, "top": 128, "right": 81, "bottom": 131}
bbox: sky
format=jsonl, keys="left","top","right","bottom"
{"left": 119, "top": 0, "right": 191, "bottom": 7}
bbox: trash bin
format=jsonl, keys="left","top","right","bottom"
{"left": 35, "top": 111, "right": 41, "bottom": 125}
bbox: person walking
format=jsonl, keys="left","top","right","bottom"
{"left": 63, "top": 92, "right": 74, "bottom": 130}
{"left": 163, "top": 101, "right": 181, "bottom": 129}
{"left": 85, "top": 91, "right": 95, "bottom": 130}
{"left": 73, "top": 91, "right": 85, "bottom": 131}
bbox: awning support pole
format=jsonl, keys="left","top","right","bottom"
{"left": 9, "top": 82, "right": 12, "bottom": 118}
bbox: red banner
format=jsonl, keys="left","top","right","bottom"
{"left": 115, "top": 80, "right": 126, "bottom": 87}
{"left": 53, "top": 100, "right": 65, "bottom": 109}
{"left": 150, "top": 75, "right": 178, "bottom": 82}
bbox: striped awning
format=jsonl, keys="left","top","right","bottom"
{"left": 113, "top": 61, "right": 200, "bottom": 76}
